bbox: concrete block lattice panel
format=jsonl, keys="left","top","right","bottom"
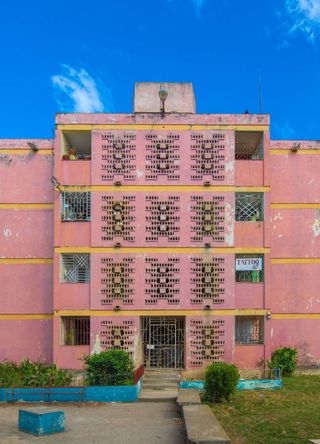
{"left": 91, "top": 130, "right": 235, "bottom": 186}
{"left": 185, "top": 316, "right": 234, "bottom": 369}
{"left": 90, "top": 316, "right": 140, "bottom": 365}
{"left": 91, "top": 192, "right": 234, "bottom": 247}
{"left": 90, "top": 254, "right": 234, "bottom": 310}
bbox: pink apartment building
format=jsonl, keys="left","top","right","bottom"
{"left": 1, "top": 82, "right": 319, "bottom": 375}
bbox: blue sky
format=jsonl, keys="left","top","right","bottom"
{"left": 0, "top": 0, "right": 319, "bottom": 140}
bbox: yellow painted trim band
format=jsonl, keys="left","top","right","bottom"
{"left": 0, "top": 149, "right": 53, "bottom": 155}
{"left": 271, "top": 203, "right": 320, "bottom": 209}
{"left": 0, "top": 258, "right": 53, "bottom": 264}
{"left": 55, "top": 247, "right": 270, "bottom": 254}
{"left": 0, "top": 314, "right": 53, "bottom": 320}
{"left": 0, "top": 203, "right": 53, "bottom": 209}
{"left": 271, "top": 149, "right": 320, "bottom": 155}
{"left": 271, "top": 258, "right": 320, "bottom": 264}
{"left": 57, "top": 124, "right": 268, "bottom": 131}
{"left": 54, "top": 309, "right": 268, "bottom": 317}
{"left": 4, "top": 312, "right": 319, "bottom": 320}
{"left": 60, "top": 185, "right": 270, "bottom": 193}
{"left": 272, "top": 314, "right": 320, "bottom": 319}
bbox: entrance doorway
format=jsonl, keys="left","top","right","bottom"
{"left": 141, "top": 317, "right": 185, "bottom": 369}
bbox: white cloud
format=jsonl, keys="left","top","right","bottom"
{"left": 52, "top": 65, "right": 109, "bottom": 112}
{"left": 192, "top": 0, "right": 206, "bottom": 16}
{"left": 285, "top": 0, "right": 320, "bottom": 41}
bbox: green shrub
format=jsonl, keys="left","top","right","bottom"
{"left": 0, "top": 359, "right": 72, "bottom": 387}
{"left": 203, "top": 362, "right": 240, "bottom": 403}
{"left": 0, "top": 361, "right": 22, "bottom": 388}
{"left": 83, "top": 350, "right": 134, "bottom": 386}
{"left": 269, "top": 347, "right": 298, "bottom": 376}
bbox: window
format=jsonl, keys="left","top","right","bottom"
{"left": 61, "top": 254, "right": 90, "bottom": 283}
{"left": 235, "top": 131, "right": 263, "bottom": 160}
{"left": 61, "top": 317, "right": 90, "bottom": 345}
{"left": 235, "top": 192, "right": 263, "bottom": 221}
{"left": 61, "top": 192, "right": 91, "bottom": 221}
{"left": 61, "top": 130, "right": 91, "bottom": 160}
{"left": 235, "top": 255, "right": 264, "bottom": 283}
{"left": 235, "top": 316, "right": 264, "bottom": 344}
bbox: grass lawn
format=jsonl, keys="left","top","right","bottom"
{"left": 210, "top": 376, "right": 320, "bottom": 444}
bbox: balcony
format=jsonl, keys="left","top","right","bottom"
{"left": 235, "top": 131, "right": 264, "bottom": 186}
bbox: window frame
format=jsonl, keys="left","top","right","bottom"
{"left": 60, "top": 253, "right": 90, "bottom": 284}
{"left": 235, "top": 192, "right": 264, "bottom": 222}
{"left": 235, "top": 315, "right": 264, "bottom": 345}
{"left": 235, "top": 254, "right": 264, "bottom": 283}
{"left": 61, "top": 316, "right": 90, "bottom": 346}
{"left": 61, "top": 192, "right": 91, "bottom": 222}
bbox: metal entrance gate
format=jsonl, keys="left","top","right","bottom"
{"left": 141, "top": 317, "right": 185, "bottom": 369}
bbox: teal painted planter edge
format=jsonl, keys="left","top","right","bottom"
{"left": 0, "top": 378, "right": 143, "bottom": 403}
{"left": 179, "top": 379, "right": 283, "bottom": 391}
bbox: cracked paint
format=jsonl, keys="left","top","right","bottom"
{"left": 272, "top": 212, "right": 283, "bottom": 222}
{"left": 136, "top": 169, "right": 144, "bottom": 178}
{"left": 312, "top": 210, "right": 320, "bottom": 237}
{"left": 3, "top": 228, "right": 12, "bottom": 238}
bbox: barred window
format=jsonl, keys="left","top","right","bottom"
{"left": 61, "top": 317, "right": 90, "bottom": 345}
{"left": 235, "top": 255, "right": 264, "bottom": 283}
{"left": 235, "top": 316, "right": 264, "bottom": 344}
{"left": 61, "top": 254, "right": 90, "bottom": 283}
{"left": 61, "top": 192, "right": 91, "bottom": 221}
{"left": 235, "top": 193, "right": 263, "bottom": 221}
{"left": 235, "top": 131, "right": 263, "bottom": 160}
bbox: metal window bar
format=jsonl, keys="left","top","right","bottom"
{"left": 235, "top": 193, "right": 263, "bottom": 221}
{"left": 61, "top": 254, "right": 90, "bottom": 283}
{"left": 235, "top": 316, "right": 264, "bottom": 344}
{"left": 61, "top": 192, "right": 91, "bottom": 221}
{"left": 235, "top": 132, "right": 264, "bottom": 160}
{"left": 236, "top": 270, "right": 263, "bottom": 282}
{"left": 141, "top": 317, "right": 185, "bottom": 369}
{"left": 61, "top": 317, "right": 90, "bottom": 345}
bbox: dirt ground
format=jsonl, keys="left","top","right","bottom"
{"left": 0, "top": 402, "right": 186, "bottom": 444}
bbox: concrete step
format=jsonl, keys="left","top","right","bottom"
{"left": 144, "top": 371, "right": 180, "bottom": 377}
{"left": 144, "top": 376, "right": 180, "bottom": 383}
{"left": 143, "top": 382, "right": 178, "bottom": 389}
{"left": 183, "top": 405, "right": 231, "bottom": 444}
{"left": 177, "top": 389, "right": 201, "bottom": 406}
{"left": 138, "top": 388, "right": 178, "bottom": 402}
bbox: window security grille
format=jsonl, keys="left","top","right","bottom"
{"left": 61, "top": 254, "right": 90, "bottom": 283}
{"left": 61, "top": 317, "right": 90, "bottom": 345}
{"left": 235, "top": 131, "right": 264, "bottom": 160}
{"left": 235, "top": 255, "right": 264, "bottom": 283}
{"left": 235, "top": 193, "right": 263, "bottom": 221}
{"left": 236, "top": 269, "right": 263, "bottom": 282}
{"left": 61, "top": 192, "right": 91, "bottom": 221}
{"left": 235, "top": 316, "right": 264, "bottom": 344}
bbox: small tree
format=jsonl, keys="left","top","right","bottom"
{"left": 269, "top": 347, "right": 298, "bottom": 377}
{"left": 204, "top": 362, "right": 240, "bottom": 403}
{"left": 83, "top": 350, "right": 134, "bottom": 386}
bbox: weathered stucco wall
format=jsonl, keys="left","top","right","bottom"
{"left": 0, "top": 319, "right": 52, "bottom": 363}
{"left": 270, "top": 140, "right": 320, "bottom": 365}
{"left": 0, "top": 140, "right": 54, "bottom": 364}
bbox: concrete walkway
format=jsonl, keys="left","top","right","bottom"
{"left": 0, "top": 403, "right": 186, "bottom": 444}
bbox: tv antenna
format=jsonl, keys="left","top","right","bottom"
{"left": 259, "top": 76, "right": 263, "bottom": 114}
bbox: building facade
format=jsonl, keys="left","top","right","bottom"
{"left": 1, "top": 82, "right": 320, "bottom": 375}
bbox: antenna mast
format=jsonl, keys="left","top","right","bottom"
{"left": 259, "top": 76, "right": 263, "bottom": 114}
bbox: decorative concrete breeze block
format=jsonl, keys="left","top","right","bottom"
{"left": 18, "top": 408, "right": 65, "bottom": 436}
